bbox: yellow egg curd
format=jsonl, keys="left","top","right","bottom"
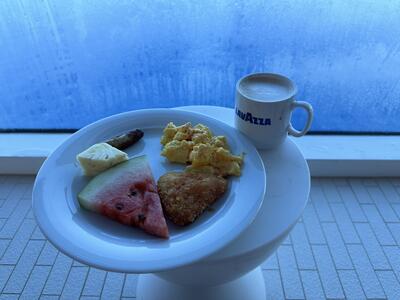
{"left": 160, "top": 122, "right": 243, "bottom": 176}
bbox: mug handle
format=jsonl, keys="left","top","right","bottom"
{"left": 288, "top": 101, "right": 314, "bottom": 137}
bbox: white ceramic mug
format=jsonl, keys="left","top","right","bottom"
{"left": 234, "top": 73, "right": 313, "bottom": 149}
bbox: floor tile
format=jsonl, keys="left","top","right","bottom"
{"left": 311, "top": 245, "right": 344, "bottom": 299}
{"left": 39, "top": 296, "right": 59, "bottom": 300}
{"left": 0, "top": 199, "right": 31, "bottom": 239}
{"left": 377, "top": 179, "right": 400, "bottom": 203}
{"left": 261, "top": 253, "right": 279, "bottom": 270}
{"left": 349, "top": 179, "right": 373, "bottom": 204}
{"left": 300, "top": 270, "right": 325, "bottom": 299}
{"left": 321, "top": 222, "right": 353, "bottom": 269}
{"left": 101, "top": 272, "right": 124, "bottom": 300}
{"left": 392, "top": 204, "right": 400, "bottom": 220}
{"left": 387, "top": 223, "right": 400, "bottom": 245}
{"left": 0, "top": 219, "right": 36, "bottom": 265}
{"left": 0, "top": 240, "right": 11, "bottom": 259}
{"left": 291, "top": 222, "right": 316, "bottom": 270}
{"left": 60, "top": 266, "right": 88, "bottom": 300}
{"left": 0, "top": 181, "right": 14, "bottom": 201}
{"left": 362, "top": 204, "right": 396, "bottom": 246}
{"left": 1, "top": 176, "right": 400, "bottom": 299}
{"left": 36, "top": 242, "right": 58, "bottom": 266}
{"left": 31, "top": 227, "right": 46, "bottom": 240}
{"left": 42, "top": 253, "right": 73, "bottom": 295}
{"left": 368, "top": 186, "right": 399, "bottom": 222}
{"left": 321, "top": 178, "right": 342, "bottom": 203}
{"left": 0, "top": 266, "right": 13, "bottom": 292}
{"left": 263, "top": 270, "right": 285, "bottom": 300}
{"left": 383, "top": 246, "right": 400, "bottom": 283}
{"left": 0, "top": 184, "right": 30, "bottom": 218}
{"left": 338, "top": 270, "right": 366, "bottom": 300}
{"left": 302, "top": 203, "right": 326, "bottom": 244}
{"left": 20, "top": 265, "right": 51, "bottom": 300}
{"left": 337, "top": 185, "right": 367, "bottom": 222}
{"left": 347, "top": 244, "right": 386, "bottom": 299}
{"left": 121, "top": 274, "right": 138, "bottom": 298}
{"left": 310, "top": 185, "right": 334, "bottom": 222}
{"left": 377, "top": 271, "right": 400, "bottom": 300}
{"left": 0, "top": 294, "right": 19, "bottom": 300}
{"left": 82, "top": 268, "right": 106, "bottom": 297}
{"left": 277, "top": 245, "right": 305, "bottom": 299}
{"left": 330, "top": 203, "right": 360, "bottom": 244}
{"left": 3, "top": 240, "right": 44, "bottom": 294}
{"left": 354, "top": 223, "right": 391, "bottom": 270}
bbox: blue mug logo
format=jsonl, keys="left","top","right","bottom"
{"left": 236, "top": 108, "right": 271, "bottom": 126}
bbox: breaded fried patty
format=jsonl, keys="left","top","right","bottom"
{"left": 157, "top": 172, "right": 227, "bottom": 226}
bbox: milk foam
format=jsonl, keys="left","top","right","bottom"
{"left": 238, "top": 74, "right": 295, "bottom": 102}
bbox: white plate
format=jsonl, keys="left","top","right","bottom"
{"left": 32, "top": 109, "right": 266, "bottom": 273}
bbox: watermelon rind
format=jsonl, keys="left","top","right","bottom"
{"left": 78, "top": 155, "right": 149, "bottom": 211}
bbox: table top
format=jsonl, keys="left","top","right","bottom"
{"left": 176, "top": 106, "right": 310, "bottom": 261}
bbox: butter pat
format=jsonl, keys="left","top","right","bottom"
{"left": 77, "top": 143, "right": 128, "bottom": 176}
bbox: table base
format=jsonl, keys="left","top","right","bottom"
{"left": 137, "top": 267, "right": 266, "bottom": 300}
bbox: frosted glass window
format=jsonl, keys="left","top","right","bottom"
{"left": 0, "top": 1, "right": 399, "bottom": 132}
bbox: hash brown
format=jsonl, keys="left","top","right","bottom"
{"left": 157, "top": 172, "right": 227, "bottom": 226}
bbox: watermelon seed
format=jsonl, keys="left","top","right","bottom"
{"left": 115, "top": 203, "right": 124, "bottom": 210}
{"left": 138, "top": 214, "right": 146, "bottom": 222}
{"left": 129, "top": 190, "right": 137, "bottom": 197}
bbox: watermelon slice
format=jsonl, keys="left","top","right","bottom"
{"left": 78, "top": 155, "right": 169, "bottom": 238}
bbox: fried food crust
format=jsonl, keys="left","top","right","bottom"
{"left": 157, "top": 172, "right": 227, "bottom": 226}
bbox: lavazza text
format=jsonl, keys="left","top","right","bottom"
{"left": 235, "top": 108, "right": 271, "bottom": 126}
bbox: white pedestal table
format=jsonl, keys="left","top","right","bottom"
{"left": 136, "top": 106, "right": 311, "bottom": 300}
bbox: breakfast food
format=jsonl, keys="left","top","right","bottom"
{"left": 78, "top": 156, "right": 169, "bottom": 238}
{"left": 157, "top": 172, "right": 227, "bottom": 226}
{"left": 106, "top": 129, "right": 144, "bottom": 150}
{"left": 76, "top": 143, "right": 128, "bottom": 176}
{"left": 76, "top": 121, "right": 241, "bottom": 235}
{"left": 161, "top": 122, "right": 243, "bottom": 176}
{"left": 188, "top": 143, "right": 242, "bottom": 176}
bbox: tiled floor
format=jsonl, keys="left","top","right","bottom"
{"left": 0, "top": 176, "right": 400, "bottom": 299}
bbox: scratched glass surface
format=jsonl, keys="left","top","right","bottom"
{"left": 0, "top": 1, "right": 399, "bottom": 132}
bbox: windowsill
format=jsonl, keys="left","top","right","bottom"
{"left": 1, "top": 133, "right": 399, "bottom": 176}
{"left": 1, "top": 103, "right": 399, "bottom": 177}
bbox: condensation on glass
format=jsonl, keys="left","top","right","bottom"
{"left": 0, "top": 1, "right": 399, "bottom": 132}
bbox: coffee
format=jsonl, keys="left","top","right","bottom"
{"left": 238, "top": 74, "right": 295, "bottom": 102}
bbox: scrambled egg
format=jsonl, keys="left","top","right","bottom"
{"left": 161, "top": 122, "right": 243, "bottom": 176}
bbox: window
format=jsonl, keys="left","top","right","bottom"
{"left": 1, "top": 1, "right": 399, "bottom": 132}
